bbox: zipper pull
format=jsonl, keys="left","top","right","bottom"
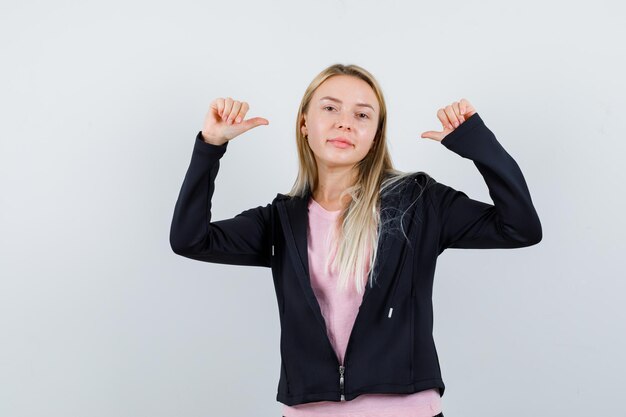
{"left": 272, "top": 244, "right": 275, "bottom": 256}
{"left": 339, "top": 365, "right": 345, "bottom": 401}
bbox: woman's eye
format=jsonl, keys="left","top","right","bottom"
{"left": 323, "top": 106, "right": 335, "bottom": 111}
{"left": 359, "top": 113, "right": 369, "bottom": 119}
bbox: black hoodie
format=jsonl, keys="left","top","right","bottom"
{"left": 169, "top": 112, "right": 542, "bottom": 406}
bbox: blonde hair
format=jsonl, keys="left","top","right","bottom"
{"left": 286, "top": 63, "right": 431, "bottom": 295}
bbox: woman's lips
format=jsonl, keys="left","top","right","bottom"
{"left": 328, "top": 139, "right": 353, "bottom": 149}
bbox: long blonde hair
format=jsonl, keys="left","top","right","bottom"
{"left": 287, "top": 63, "right": 430, "bottom": 295}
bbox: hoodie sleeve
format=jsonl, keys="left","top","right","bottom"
{"left": 428, "top": 113, "right": 542, "bottom": 253}
{"left": 169, "top": 131, "right": 272, "bottom": 267}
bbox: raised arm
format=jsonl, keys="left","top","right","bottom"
{"left": 169, "top": 97, "right": 272, "bottom": 267}
{"left": 421, "top": 104, "right": 542, "bottom": 253}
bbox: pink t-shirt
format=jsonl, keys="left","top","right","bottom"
{"left": 281, "top": 197, "right": 443, "bottom": 417}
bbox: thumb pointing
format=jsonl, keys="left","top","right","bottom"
{"left": 420, "top": 131, "right": 437, "bottom": 140}
{"left": 245, "top": 117, "right": 269, "bottom": 127}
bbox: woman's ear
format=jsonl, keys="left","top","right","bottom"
{"left": 301, "top": 114, "right": 308, "bottom": 137}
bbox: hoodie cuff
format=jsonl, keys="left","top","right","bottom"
{"left": 439, "top": 112, "right": 484, "bottom": 149}
{"left": 193, "top": 131, "right": 229, "bottom": 158}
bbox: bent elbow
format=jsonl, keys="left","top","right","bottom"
{"left": 170, "top": 238, "right": 186, "bottom": 255}
{"left": 528, "top": 215, "right": 543, "bottom": 245}
{"left": 519, "top": 219, "right": 543, "bottom": 247}
{"left": 170, "top": 243, "right": 184, "bottom": 256}
{"left": 169, "top": 232, "right": 192, "bottom": 256}
{"left": 528, "top": 225, "right": 542, "bottom": 245}
{"left": 501, "top": 217, "right": 542, "bottom": 247}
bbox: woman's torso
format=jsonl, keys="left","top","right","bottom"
{"left": 281, "top": 197, "right": 442, "bottom": 417}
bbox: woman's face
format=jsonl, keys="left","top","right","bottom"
{"left": 302, "top": 75, "right": 380, "bottom": 170}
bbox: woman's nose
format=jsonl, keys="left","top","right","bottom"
{"left": 336, "top": 115, "right": 352, "bottom": 129}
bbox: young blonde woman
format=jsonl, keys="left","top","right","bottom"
{"left": 170, "top": 64, "right": 542, "bottom": 417}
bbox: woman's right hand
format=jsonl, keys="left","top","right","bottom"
{"left": 201, "top": 97, "right": 269, "bottom": 145}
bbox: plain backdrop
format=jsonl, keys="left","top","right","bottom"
{"left": 1, "top": 0, "right": 624, "bottom": 416}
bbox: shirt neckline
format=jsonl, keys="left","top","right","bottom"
{"left": 309, "top": 197, "right": 342, "bottom": 218}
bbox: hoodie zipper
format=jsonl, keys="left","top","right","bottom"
{"left": 276, "top": 200, "right": 349, "bottom": 401}
{"left": 339, "top": 364, "right": 345, "bottom": 401}
{"left": 333, "top": 226, "right": 385, "bottom": 401}
{"left": 336, "top": 272, "right": 376, "bottom": 402}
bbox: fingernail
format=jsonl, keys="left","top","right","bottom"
{"left": 235, "top": 116, "right": 241, "bottom": 123}
{"left": 454, "top": 122, "right": 459, "bottom": 127}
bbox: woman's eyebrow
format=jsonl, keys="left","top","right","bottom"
{"left": 319, "top": 96, "right": 375, "bottom": 112}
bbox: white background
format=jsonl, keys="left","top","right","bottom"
{"left": 1, "top": 0, "right": 624, "bottom": 416}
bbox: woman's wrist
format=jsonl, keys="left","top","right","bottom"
{"left": 201, "top": 131, "right": 227, "bottom": 146}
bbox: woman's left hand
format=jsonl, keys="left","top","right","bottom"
{"left": 420, "top": 98, "right": 477, "bottom": 142}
